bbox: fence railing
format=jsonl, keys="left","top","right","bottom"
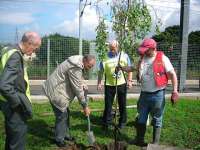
{"left": 1, "top": 39, "right": 200, "bottom": 82}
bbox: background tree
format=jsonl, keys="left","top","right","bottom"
{"left": 153, "top": 25, "right": 200, "bottom": 44}
{"left": 153, "top": 25, "right": 180, "bottom": 44}
{"left": 95, "top": 18, "right": 108, "bottom": 61}
{"left": 152, "top": 25, "right": 200, "bottom": 72}
{"left": 38, "top": 33, "right": 89, "bottom": 67}
{"left": 111, "top": 0, "right": 152, "bottom": 62}
{"left": 189, "top": 31, "right": 200, "bottom": 44}
{"left": 28, "top": 33, "right": 90, "bottom": 78}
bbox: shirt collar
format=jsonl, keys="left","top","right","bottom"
{"left": 108, "top": 51, "right": 119, "bottom": 57}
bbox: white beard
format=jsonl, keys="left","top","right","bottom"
{"left": 23, "top": 53, "right": 37, "bottom": 62}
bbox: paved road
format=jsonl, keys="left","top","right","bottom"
{"left": 31, "top": 84, "right": 200, "bottom": 95}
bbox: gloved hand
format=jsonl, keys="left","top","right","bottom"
{"left": 115, "top": 64, "right": 122, "bottom": 74}
{"left": 171, "top": 91, "right": 179, "bottom": 105}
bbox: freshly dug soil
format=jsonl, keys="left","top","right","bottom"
{"left": 57, "top": 141, "right": 127, "bottom": 150}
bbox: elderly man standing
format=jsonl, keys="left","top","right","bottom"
{"left": 0, "top": 31, "right": 41, "bottom": 150}
{"left": 97, "top": 40, "right": 132, "bottom": 129}
{"left": 43, "top": 54, "right": 96, "bottom": 147}
{"left": 120, "top": 38, "right": 179, "bottom": 146}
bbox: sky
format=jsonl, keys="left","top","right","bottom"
{"left": 0, "top": 0, "right": 200, "bottom": 43}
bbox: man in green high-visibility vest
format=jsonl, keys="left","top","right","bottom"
{"left": 97, "top": 40, "right": 133, "bottom": 129}
{"left": 0, "top": 31, "right": 41, "bottom": 150}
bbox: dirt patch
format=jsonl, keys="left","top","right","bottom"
{"left": 57, "top": 141, "right": 127, "bottom": 150}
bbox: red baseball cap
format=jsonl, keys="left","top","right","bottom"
{"left": 138, "top": 38, "right": 157, "bottom": 55}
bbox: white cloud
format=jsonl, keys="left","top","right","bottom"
{"left": 0, "top": 12, "right": 34, "bottom": 25}
{"left": 145, "top": 0, "right": 200, "bottom": 33}
{"left": 53, "top": 6, "right": 100, "bottom": 39}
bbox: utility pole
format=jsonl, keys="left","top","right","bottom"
{"left": 15, "top": 27, "right": 19, "bottom": 44}
{"left": 178, "top": 0, "right": 190, "bottom": 92}
{"left": 79, "top": 0, "right": 83, "bottom": 55}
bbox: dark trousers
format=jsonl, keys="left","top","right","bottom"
{"left": 0, "top": 101, "right": 27, "bottom": 150}
{"left": 102, "top": 83, "right": 127, "bottom": 126}
{"left": 51, "top": 104, "right": 70, "bottom": 142}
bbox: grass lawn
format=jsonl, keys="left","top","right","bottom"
{"left": 0, "top": 99, "right": 200, "bottom": 150}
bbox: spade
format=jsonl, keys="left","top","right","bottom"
{"left": 84, "top": 89, "right": 96, "bottom": 145}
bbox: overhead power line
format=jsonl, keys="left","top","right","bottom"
{"left": 0, "top": 0, "right": 79, "bottom": 4}
{"left": 148, "top": 3, "right": 200, "bottom": 14}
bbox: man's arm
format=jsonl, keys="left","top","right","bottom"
{"left": 0, "top": 52, "right": 22, "bottom": 108}
{"left": 126, "top": 55, "right": 133, "bottom": 88}
{"left": 119, "top": 66, "right": 134, "bottom": 72}
{"left": 127, "top": 71, "right": 133, "bottom": 88}
{"left": 97, "top": 62, "right": 104, "bottom": 90}
{"left": 167, "top": 70, "right": 178, "bottom": 93}
{"left": 167, "top": 70, "right": 179, "bottom": 105}
{"left": 67, "top": 67, "right": 90, "bottom": 115}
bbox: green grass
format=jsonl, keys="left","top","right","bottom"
{"left": 0, "top": 99, "right": 200, "bottom": 150}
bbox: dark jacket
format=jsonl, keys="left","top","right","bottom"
{"left": 0, "top": 47, "right": 32, "bottom": 119}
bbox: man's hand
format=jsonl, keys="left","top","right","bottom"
{"left": 97, "top": 83, "right": 103, "bottom": 91}
{"left": 115, "top": 64, "right": 122, "bottom": 74}
{"left": 83, "top": 106, "right": 91, "bottom": 116}
{"left": 12, "top": 104, "right": 23, "bottom": 113}
{"left": 127, "top": 80, "right": 133, "bottom": 89}
{"left": 83, "top": 84, "right": 88, "bottom": 91}
{"left": 171, "top": 91, "right": 179, "bottom": 105}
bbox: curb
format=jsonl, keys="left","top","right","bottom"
{"left": 30, "top": 80, "right": 200, "bottom": 86}
{"left": 31, "top": 92, "right": 200, "bottom": 103}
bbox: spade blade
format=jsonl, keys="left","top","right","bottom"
{"left": 87, "top": 131, "right": 95, "bottom": 145}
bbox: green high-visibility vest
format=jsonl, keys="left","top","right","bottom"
{"left": 103, "top": 51, "right": 128, "bottom": 86}
{"left": 0, "top": 47, "right": 31, "bottom": 102}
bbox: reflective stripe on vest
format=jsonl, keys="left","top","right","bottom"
{"left": 153, "top": 51, "right": 168, "bottom": 87}
{"left": 103, "top": 51, "right": 128, "bottom": 86}
{"left": 0, "top": 48, "right": 31, "bottom": 102}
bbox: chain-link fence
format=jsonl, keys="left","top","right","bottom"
{"left": 27, "top": 37, "right": 91, "bottom": 79}
{"left": 157, "top": 43, "right": 200, "bottom": 80}
{"left": 0, "top": 39, "right": 200, "bottom": 82}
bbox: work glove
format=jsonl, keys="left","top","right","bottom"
{"left": 171, "top": 91, "right": 179, "bottom": 105}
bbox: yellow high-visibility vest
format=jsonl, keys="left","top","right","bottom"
{"left": 103, "top": 51, "right": 128, "bottom": 86}
{"left": 0, "top": 48, "right": 31, "bottom": 102}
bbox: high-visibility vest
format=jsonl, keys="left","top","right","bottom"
{"left": 103, "top": 51, "right": 128, "bottom": 86}
{"left": 0, "top": 48, "right": 31, "bottom": 102}
{"left": 138, "top": 51, "right": 168, "bottom": 88}
{"left": 153, "top": 51, "right": 168, "bottom": 87}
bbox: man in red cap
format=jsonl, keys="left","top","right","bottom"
{"left": 120, "top": 38, "right": 178, "bottom": 146}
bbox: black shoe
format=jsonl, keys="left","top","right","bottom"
{"left": 118, "top": 123, "right": 125, "bottom": 129}
{"left": 55, "top": 140, "right": 66, "bottom": 147}
{"left": 64, "top": 136, "right": 75, "bottom": 141}
{"left": 129, "top": 139, "right": 147, "bottom": 147}
{"left": 102, "top": 124, "right": 112, "bottom": 130}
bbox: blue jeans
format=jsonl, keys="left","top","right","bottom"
{"left": 137, "top": 89, "right": 165, "bottom": 127}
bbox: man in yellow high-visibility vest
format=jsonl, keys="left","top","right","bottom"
{"left": 0, "top": 31, "right": 41, "bottom": 150}
{"left": 97, "top": 40, "right": 133, "bottom": 129}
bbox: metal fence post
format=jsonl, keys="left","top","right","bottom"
{"left": 178, "top": 0, "right": 190, "bottom": 92}
{"left": 47, "top": 38, "right": 50, "bottom": 78}
{"left": 79, "top": 0, "right": 83, "bottom": 55}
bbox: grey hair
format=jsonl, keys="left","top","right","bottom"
{"left": 83, "top": 54, "right": 95, "bottom": 62}
{"left": 109, "top": 40, "right": 119, "bottom": 48}
{"left": 21, "top": 31, "right": 40, "bottom": 45}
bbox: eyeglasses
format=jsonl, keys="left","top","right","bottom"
{"left": 87, "top": 63, "right": 94, "bottom": 69}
